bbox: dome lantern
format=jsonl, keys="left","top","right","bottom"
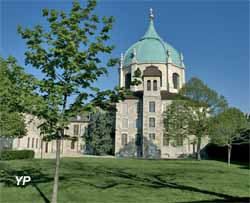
{"left": 123, "top": 9, "right": 183, "bottom": 68}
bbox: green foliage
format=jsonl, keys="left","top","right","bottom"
{"left": 131, "top": 68, "right": 142, "bottom": 86}
{"left": 17, "top": 0, "right": 123, "bottom": 140}
{"left": 84, "top": 111, "right": 115, "bottom": 155}
{"left": 164, "top": 77, "right": 228, "bottom": 159}
{"left": 0, "top": 150, "right": 34, "bottom": 160}
{"left": 163, "top": 101, "right": 190, "bottom": 146}
{"left": 210, "top": 108, "right": 249, "bottom": 146}
{"left": 180, "top": 77, "right": 228, "bottom": 115}
{"left": 0, "top": 111, "right": 26, "bottom": 137}
{"left": 0, "top": 56, "right": 39, "bottom": 138}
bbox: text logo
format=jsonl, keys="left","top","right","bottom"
{"left": 15, "top": 176, "right": 31, "bottom": 186}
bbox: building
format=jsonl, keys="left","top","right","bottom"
{"left": 115, "top": 9, "right": 207, "bottom": 158}
{"left": 12, "top": 114, "right": 88, "bottom": 158}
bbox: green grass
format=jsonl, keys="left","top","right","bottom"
{"left": 0, "top": 157, "right": 249, "bottom": 203}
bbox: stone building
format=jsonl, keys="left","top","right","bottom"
{"left": 12, "top": 114, "right": 88, "bottom": 158}
{"left": 115, "top": 9, "right": 207, "bottom": 158}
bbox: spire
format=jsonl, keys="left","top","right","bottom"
{"left": 149, "top": 8, "right": 154, "bottom": 20}
{"left": 141, "top": 8, "right": 161, "bottom": 40}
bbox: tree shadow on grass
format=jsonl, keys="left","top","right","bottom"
{"left": 0, "top": 166, "right": 53, "bottom": 203}
{"left": 61, "top": 162, "right": 249, "bottom": 202}
{"left": 179, "top": 197, "right": 250, "bottom": 203}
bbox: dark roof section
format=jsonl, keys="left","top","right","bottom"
{"left": 70, "top": 115, "right": 89, "bottom": 122}
{"left": 161, "top": 91, "right": 186, "bottom": 100}
{"left": 143, "top": 66, "right": 162, "bottom": 77}
{"left": 124, "top": 91, "right": 143, "bottom": 100}
{"left": 123, "top": 90, "right": 186, "bottom": 100}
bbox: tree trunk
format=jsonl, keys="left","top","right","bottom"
{"left": 196, "top": 137, "right": 201, "bottom": 161}
{"left": 227, "top": 144, "right": 232, "bottom": 166}
{"left": 51, "top": 139, "right": 61, "bottom": 203}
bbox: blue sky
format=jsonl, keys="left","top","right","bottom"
{"left": 1, "top": 0, "right": 249, "bottom": 112}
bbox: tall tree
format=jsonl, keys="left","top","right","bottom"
{"left": 17, "top": 1, "right": 123, "bottom": 202}
{"left": 180, "top": 77, "right": 228, "bottom": 160}
{"left": 84, "top": 110, "right": 115, "bottom": 155}
{"left": 210, "top": 108, "right": 249, "bottom": 165}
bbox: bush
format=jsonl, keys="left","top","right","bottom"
{"left": 0, "top": 150, "right": 34, "bottom": 160}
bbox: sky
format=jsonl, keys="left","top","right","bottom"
{"left": 0, "top": 0, "right": 249, "bottom": 113}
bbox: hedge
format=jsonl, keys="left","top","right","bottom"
{"left": 0, "top": 150, "right": 34, "bottom": 160}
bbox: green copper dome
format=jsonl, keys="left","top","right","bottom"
{"left": 124, "top": 16, "right": 182, "bottom": 67}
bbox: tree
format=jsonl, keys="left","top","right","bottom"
{"left": 210, "top": 108, "right": 249, "bottom": 165}
{"left": 17, "top": 1, "right": 123, "bottom": 202}
{"left": 164, "top": 77, "right": 228, "bottom": 160}
{"left": 163, "top": 100, "right": 190, "bottom": 147}
{"left": 0, "top": 56, "right": 38, "bottom": 141}
{"left": 84, "top": 110, "right": 115, "bottom": 155}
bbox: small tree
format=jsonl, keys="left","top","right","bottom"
{"left": 0, "top": 56, "right": 37, "bottom": 141}
{"left": 84, "top": 110, "right": 115, "bottom": 155}
{"left": 163, "top": 100, "right": 190, "bottom": 146}
{"left": 17, "top": 1, "right": 123, "bottom": 202}
{"left": 210, "top": 108, "right": 249, "bottom": 165}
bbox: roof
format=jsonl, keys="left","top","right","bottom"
{"left": 123, "top": 16, "right": 182, "bottom": 67}
{"left": 143, "top": 66, "right": 162, "bottom": 77}
{"left": 123, "top": 90, "right": 185, "bottom": 100}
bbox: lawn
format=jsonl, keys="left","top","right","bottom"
{"left": 0, "top": 157, "right": 249, "bottom": 203}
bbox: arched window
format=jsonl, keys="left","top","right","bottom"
{"left": 147, "top": 80, "right": 151, "bottom": 91}
{"left": 173, "top": 73, "right": 180, "bottom": 89}
{"left": 125, "top": 73, "right": 131, "bottom": 89}
{"left": 153, "top": 80, "right": 157, "bottom": 91}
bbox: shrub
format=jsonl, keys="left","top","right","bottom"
{"left": 0, "top": 150, "right": 34, "bottom": 160}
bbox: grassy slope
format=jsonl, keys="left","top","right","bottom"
{"left": 0, "top": 158, "right": 249, "bottom": 203}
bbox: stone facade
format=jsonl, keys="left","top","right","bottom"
{"left": 12, "top": 114, "right": 88, "bottom": 158}
{"left": 115, "top": 10, "right": 208, "bottom": 159}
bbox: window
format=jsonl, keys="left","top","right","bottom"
{"left": 31, "top": 138, "right": 35, "bottom": 148}
{"left": 122, "top": 103, "right": 128, "bottom": 115}
{"left": 149, "top": 133, "right": 155, "bottom": 140}
{"left": 153, "top": 80, "right": 157, "bottom": 91}
{"left": 173, "top": 73, "right": 180, "bottom": 89}
{"left": 121, "top": 134, "right": 128, "bottom": 146}
{"left": 73, "top": 125, "right": 79, "bottom": 135}
{"left": 36, "top": 138, "right": 38, "bottom": 149}
{"left": 147, "top": 80, "right": 151, "bottom": 91}
{"left": 136, "top": 134, "right": 142, "bottom": 146}
{"left": 45, "top": 142, "right": 48, "bottom": 153}
{"left": 163, "top": 134, "right": 170, "bottom": 146}
{"left": 125, "top": 73, "right": 131, "bottom": 89}
{"left": 149, "top": 117, "right": 155, "bottom": 128}
{"left": 27, "top": 137, "right": 30, "bottom": 148}
{"left": 149, "top": 101, "right": 155, "bottom": 112}
{"left": 176, "top": 135, "right": 183, "bottom": 146}
{"left": 71, "top": 140, "right": 75, "bottom": 149}
{"left": 122, "top": 118, "right": 128, "bottom": 129}
{"left": 135, "top": 118, "right": 141, "bottom": 129}
{"left": 137, "top": 102, "right": 141, "bottom": 113}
